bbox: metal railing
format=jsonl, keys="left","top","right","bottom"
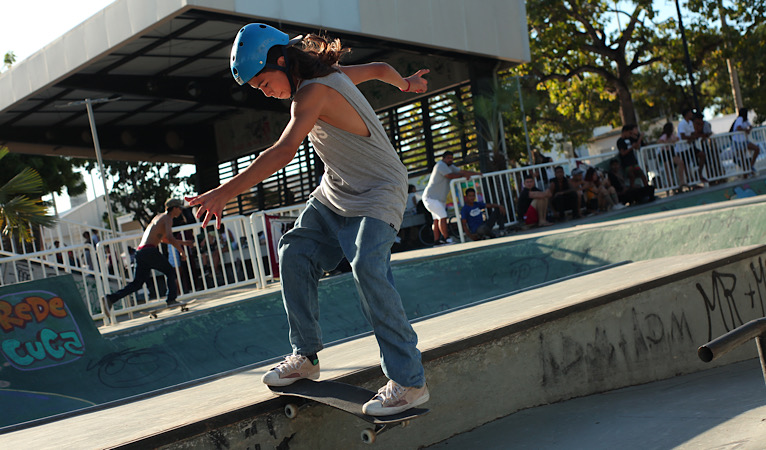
{"left": 0, "top": 244, "right": 105, "bottom": 320}
{"left": 96, "top": 215, "right": 264, "bottom": 325}
{"left": 3, "top": 126, "right": 765, "bottom": 323}
{"left": 447, "top": 151, "right": 619, "bottom": 242}
{"left": 445, "top": 127, "right": 766, "bottom": 243}
{"left": 698, "top": 317, "right": 766, "bottom": 385}
{"left": 637, "top": 130, "right": 766, "bottom": 195}
{"left": 1, "top": 218, "right": 116, "bottom": 258}
{"left": 249, "top": 204, "right": 307, "bottom": 288}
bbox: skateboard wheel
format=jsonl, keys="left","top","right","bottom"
{"left": 401, "top": 420, "right": 410, "bottom": 428}
{"left": 361, "top": 428, "right": 376, "bottom": 444}
{"left": 284, "top": 403, "right": 298, "bottom": 419}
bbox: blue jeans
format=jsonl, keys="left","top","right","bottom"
{"left": 278, "top": 198, "right": 425, "bottom": 388}
{"left": 108, "top": 246, "right": 177, "bottom": 305}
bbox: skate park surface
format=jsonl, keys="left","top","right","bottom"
{"left": 3, "top": 177, "right": 766, "bottom": 448}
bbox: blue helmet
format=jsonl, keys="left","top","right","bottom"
{"left": 230, "top": 23, "right": 289, "bottom": 85}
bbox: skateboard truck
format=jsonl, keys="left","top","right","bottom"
{"left": 270, "top": 379, "right": 428, "bottom": 445}
{"left": 281, "top": 399, "right": 415, "bottom": 444}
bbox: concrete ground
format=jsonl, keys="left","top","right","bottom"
{"left": 427, "top": 358, "right": 766, "bottom": 450}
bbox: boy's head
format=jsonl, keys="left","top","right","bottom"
{"left": 621, "top": 124, "right": 637, "bottom": 136}
{"left": 523, "top": 176, "right": 536, "bottom": 189}
{"left": 165, "top": 198, "right": 184, "bottom": 216}
{"left": 464, "top": 187, "right": 476, "bottom": 202}
{"left": 231, "top": 24, "right": 290, "bottom": 86}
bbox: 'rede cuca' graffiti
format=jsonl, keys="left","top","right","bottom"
{"left": 0, "top": 290, "right": 85, "bottom": 370}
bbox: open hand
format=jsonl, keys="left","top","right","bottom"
{"left": 405, "top": 69, "right": 430, "bottom": 94}
{"left": 185, "top": 188, "right": 230, "bottom": 229}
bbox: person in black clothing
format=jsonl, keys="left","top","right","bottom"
{"left": 616, "top": 124, "right": 649, "bottom": 189}
{"left": 547, "top": 166, "right": 581, "bottom": 221}
{"left": 607, "top": 159, "right": 655, "bottom": 205}
{"left": 518, "top": 175, "right": 552, "bottom": 227}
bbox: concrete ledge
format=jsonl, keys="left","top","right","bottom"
{"left": 3, "top": 245, "right": 765, "bottom": 449}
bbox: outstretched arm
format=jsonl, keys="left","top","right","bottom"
{"left": 186, "top": 84, "right": 328, "bottom": 228}
{"left": 339, "top": 63, "right": 429, "bottom": 93}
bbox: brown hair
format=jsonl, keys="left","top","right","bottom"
{"left": 267, "top": 33, "right": 351, "bottom": 82}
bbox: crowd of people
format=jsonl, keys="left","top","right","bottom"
{"left": 410, "top": 107, "right": 763, "bottom": 239}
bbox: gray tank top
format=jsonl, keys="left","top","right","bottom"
{"left": 300, "top": 71, "right": 408, "bottom": 230}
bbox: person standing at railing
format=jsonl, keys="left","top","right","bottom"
{"left": 422, "top": 151, "right": 481, "bottom": 245}
{"left": 678, "top": 108, "right": 709, "bottom": 183}
{"left": 101, "top": 198, "right": 194, "bottom": 319}
{"left": 692, "top": 112, "right": 723, "bottom": 183}
{"left": 730, "top": 108, "right": 761, "bottom": 175}
{"left": 616, "top": 124, "right": 650, "bottom": 189}
{"left": 185, "top": 24, "right": 431, "bottom": 416}
{"left": 658, "top": 122, "right": 687, "bottom": 189}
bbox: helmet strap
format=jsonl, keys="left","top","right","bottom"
{"left": 264, "top": 47, "right": 297, "bottom": 98}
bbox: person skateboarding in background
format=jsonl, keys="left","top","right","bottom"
{"left": 101, "top": 199, "right": 194, "bottom": 319}
{"left": 185, "top": 23, "right": 430, "bottom": 416}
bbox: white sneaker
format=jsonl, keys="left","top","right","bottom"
{"left": 362, "top": 380, "right": 430, "bottom": 416}
{"left": 444, "top": 237, "right": 455, "bottom": 244}
{"left": 612, "top": 203, "right": 626, "bottom": 210}
{"left": 262, "top": 354, "right": 320, "bottom": 386}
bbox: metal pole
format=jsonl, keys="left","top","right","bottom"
{"left": 674, "top": 0, "right": 700, "bottom": 112}
{"left": 516, "top": 76, "right": 533, "bottom": 164}
{"left": 84, "top": 98, "right": 118, "bottom": 235}
{"left": 717, "top": 0, "right": 743, "bottom": 110}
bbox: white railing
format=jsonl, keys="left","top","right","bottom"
{"left": 0, "top": 244, "right": 105, "bottom": 320}
{"left": 249, "top": 204, "right": 307, "bottom": 288}
{"left": 2, "top": 127, "right": 765, "bottom": 322}
{"left": 96, "top": 215, "right": 265, "bottom": 325}
{"left": 445, "top": 127, "right": 766, "bottom": 243}
{"left": 448, "top": 151, "right": 618, "bottom": 242}
{"left": 637, "top": 130, "right": 766, "bottom": 195}
{"left": 0, "top": 218, "right": 116, "bottom": 258}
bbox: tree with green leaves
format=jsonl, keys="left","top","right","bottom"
{"left": 0, "top": 147, "right": 56, "bottom": 242}
{"left": 525, "top": 0, "right": 671, "bottom": 129}
{"left": 686, "top": 0, "right": 766, "bottom": 120}
{"left": 85, "top": 160, "right": 194, "bottom": 227}
{"left": 0, "top": 153, "right": 88, "bottom": 201}
{"left": 2, "top": 51, "right": 14, "bottom": 72}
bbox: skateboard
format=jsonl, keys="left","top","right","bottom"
{"left": 269, "top": 379, "right": 429, "bottom": 444}
{"left": 143, "top": 300, "right": 193, "bottom": 319}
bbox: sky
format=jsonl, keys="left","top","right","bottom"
{"left": 1, "top": 0, "right": 121, "bottom": 214}
{"left": 0, "top": 0, "right": 117, "bottom": 64}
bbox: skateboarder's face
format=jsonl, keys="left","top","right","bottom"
{"left": 247, "top": 57, "right": 291, "bottom": 99}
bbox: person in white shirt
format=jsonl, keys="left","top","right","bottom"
{"left": 422, "top": 151, "right": 480, "bottom": 245}
{"left": 730, "top": 108, "right": 761, "bottom": 174}
{"left": 677, "top": 108, "right": 708, "bottom": 182}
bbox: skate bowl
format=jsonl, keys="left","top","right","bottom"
{"left": 2, "top": 196, "right": 766, "bottom": 448}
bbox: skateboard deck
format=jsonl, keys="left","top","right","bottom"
{"left": 269, "top": 379, "right": 429, "bottom": 444}
{"left": 142, "top": 300, "right": 193, "bottom": 319}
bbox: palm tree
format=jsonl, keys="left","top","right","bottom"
{"left": 0, "top": 147, "right": 56, "bottom": 242}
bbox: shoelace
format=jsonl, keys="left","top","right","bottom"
{"left": 274, "top": 354, "right": 306, "bottom": 374}
{"left": 376, "top": 380, "right": 405, "bottom": 405}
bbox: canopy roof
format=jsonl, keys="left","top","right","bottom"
{"left": 0, "top": 0, "right": 529, "bottom": 165}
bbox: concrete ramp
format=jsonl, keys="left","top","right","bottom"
{"left": 3, "top": 244, "right": 765, "bottom": 448}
